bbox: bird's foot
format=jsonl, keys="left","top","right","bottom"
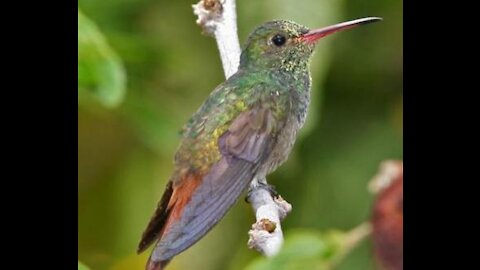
{"left": 245, "top": 182, "right": 279, "bottom": 203}
{"left": 263, "top": 183, "right": 279, "bottom": 198}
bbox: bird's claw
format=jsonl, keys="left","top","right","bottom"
{"left": 262, "top": 183, "right": 279, "bottom": 198}
{"left": 245, "top": 182, "right": 279, "bottom": 203}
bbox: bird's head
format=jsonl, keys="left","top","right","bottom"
{"left": 239, "top": 17, "right": 382, "bottom": 72}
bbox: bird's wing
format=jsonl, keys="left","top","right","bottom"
{"left": 138, "top": 101, "right": 284, "bottom": 264}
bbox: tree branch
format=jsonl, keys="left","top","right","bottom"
{"left": 246, "top": 180, "right": 292, "bottom": 256}
{"left": 192, "top": 0, "right": 241, "bottom": 78}
{"left": 192, "top": 0, "right": 292, "bottom": 257}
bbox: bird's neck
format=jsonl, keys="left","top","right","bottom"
{"left": 271, "top": 63, "right": 312, "bottom": 93}
{"left": 239, "top": 61, "right": 311, "bottom": 93}
{"left": 240, "top": 51, "right": 311, "bottom": 82}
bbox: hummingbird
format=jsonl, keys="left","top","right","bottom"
{"left": 137, "top": 17, "right": 381, "bottom": 270}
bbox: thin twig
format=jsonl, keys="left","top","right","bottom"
{"left": 192, "top": 0, "right": 241, "bottom": 78}
{"left": 325, "top": 222, "right": 373, "bottom": 270}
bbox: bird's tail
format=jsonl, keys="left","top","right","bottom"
{"left": 146, "top": 257, "right": 170, "bottom": 270}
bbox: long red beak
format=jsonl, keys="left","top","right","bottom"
{"left": 300, "top": 17, "right": 382, "bottom": 44}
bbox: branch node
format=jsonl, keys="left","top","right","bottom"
{"left": 192, "top": 0, "right": 241, "bottom": 78}
{"left": 274, "top": 195, "right": 292, "bottom": 220}
{"left": 192, "top": 0, "right": 223, "bottom": 37}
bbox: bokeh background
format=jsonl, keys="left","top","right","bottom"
{"left": 78, "top": 0, "right": 402, "bottom": 269}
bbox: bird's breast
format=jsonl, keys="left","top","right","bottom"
{"left": 261, "top": 85, "right": 310, "bottom": 176}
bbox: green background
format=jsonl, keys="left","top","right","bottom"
{"left": 78, "top": 0, "right": 402, "bottom": 269}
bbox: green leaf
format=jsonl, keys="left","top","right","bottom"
{"left": 78, "top": 9, "right": 126, "bottom": 108}
{"left": 244, "top": 229, "right": 348, "bottom": 270}
{"left": 78, "top": 261, "right": 90, "bottom": 270}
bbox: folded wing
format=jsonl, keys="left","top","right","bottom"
{"left": 139, "top": 105, "right": 279, "bottom": 266}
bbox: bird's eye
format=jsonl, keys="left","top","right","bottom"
{"left": 271, "top": 34, "right": 286, "bottom": 46}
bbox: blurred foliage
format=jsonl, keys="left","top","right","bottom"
{"left": 79, "top": 261, "right": 91, "bottom": 270}
{"left": 246, "top": 229, "right": 344, "bottom": 270}
{"left": 78, "top": 0, "right": 402, "bottom": 269}
{"left": 78, "top": 9, "right": 126, "bottom": 108}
